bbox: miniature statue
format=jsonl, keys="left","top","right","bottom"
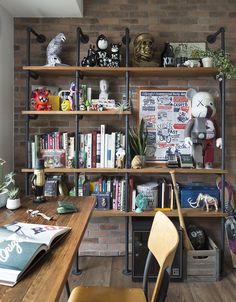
{"left": 96, "top": 34, "right": 109, "bottom": 67}
{"left": 135, "top": 193, "right": 148, "bottom": 213}
{"left": 68, "top": 81, "right": 76, "bottom": 110}
{"left": 81, "top": 44, "right": 97, "bottom": 67}
{"left": 116, "top": 147, "right": 125, "bottom": 168}
{"left": 46, "top": 33, "right": 66, "bottom": 66}
{"left": 110, "top": 43, "right": 122, "bottom": 67}
{"left": 133, "top": 33, "right": 154, "bottom": 66}
{"left": 189, "top": 193, "right": 219, "bottom": 212}
{"left": 61, "top": 99, "right": 71, "bottom": 111}
{"left": 184, "top": 89, "right": 222, "bottom": 169}
{"left": 99, "top": 79, "right": 109, "bottom": 102}
{"left": 31, "top": 88, "right": 52, "bottom": 111}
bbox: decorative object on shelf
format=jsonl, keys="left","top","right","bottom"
{"left": 187, "top": 224, "right": 208, "bottom": 250}
{"left": 99, "top": 79, "right": 109, "bottom": 102}
{"left": 81, "top": 44, "right": 97, "bottom": 67}
{"left": 110, "top": 43, "right": 122, "bottom": 67}
{"left": 61, "top": 99, "right": 71, "bottom": 111}
{"left": 138, "top": 88, "right": 191, "bottom": 163}
{"left": 183, "top": 59, "right": 201, "bottom": 68}
{"left": 189, "top": 192, "right": 218, "bottom": 212}
{"left": 96, "top": 34, "right": 109, "bottom": 67}
{"left": 133, "top": 33, "right": 154, "bottom": 66}
{"left": 6, "top": 187, "right": 21, "bottom": 210}
{"left": 135, "top": 193, "right": 148, "bottom": 213}
{"left": 68, "top": 81, "right": 76, "bottom": 110}
{"left": 192, "top": 48, "right": 236, "bottom": 79}
{"left": 31, "top": 159, "right": 46, "bottom": 203}
{"left": 46, "top": 33, "right": 66, "bottom": 66}
{"left": 116, "top": 147, "right": 125, "bottom": 168}
{"left": 57, "top": 201, "right": 78, "bottom": 214}
{"left": 129, "top": 118, "right": 147, "bottom": 169}
{"left": 170, "top": 42, "right": 206, "bottom": 67}
{"left": 31, "top": 88, "right": 52, "bottom": 111}
{"left": 0, "top": 167, "right": 16, "bottom": 208}
{"left": 161, "top": 42, "right": 175, "bottom": 67}
{"left": 184, "top": 89, "right": 222, "bottom": 169}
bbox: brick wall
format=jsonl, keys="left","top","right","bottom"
{"left": 14, "top": 0, "right": 236, "bottom": 255}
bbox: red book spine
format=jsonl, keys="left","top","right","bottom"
{"left": 92, "top": 130, "right": 97, "bottom": 168}
{"left": 129, "top": 176, "right": 134, "bottom": 211}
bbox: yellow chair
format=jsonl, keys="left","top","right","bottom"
{"left": 68, "top": 211, "right": 179, "bottom": 302}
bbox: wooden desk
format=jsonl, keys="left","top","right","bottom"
{"left": 0, "top": 196, "right": 96, "bottom": 302}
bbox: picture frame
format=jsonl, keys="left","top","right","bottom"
{"left": 138, "top": 88, "right": 191, "bottom": 163}
{"left": 169, "top": 42, "right": 206, "bottom": 59}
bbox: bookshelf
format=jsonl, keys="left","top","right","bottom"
{"left": 22, "top": 27, "right": 227, "bottom": 274}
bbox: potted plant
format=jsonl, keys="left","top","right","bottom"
{"left": 129, "top": 118, "right": 148, "bottom": 168}
{"left": 192, "top": 48, "right": 236, "bottom": 79}
{"left": 6, "top": 186, "right": 21, "bottom": 210}
{"left": 0, "top": 172, "right": 16, "bottom": 208}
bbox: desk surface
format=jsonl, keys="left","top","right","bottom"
{"left": 0, "top": 196, "right": 96, "bottom": 302}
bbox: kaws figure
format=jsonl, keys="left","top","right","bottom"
{"left": 96, "top": 34, "right": 109, "bottom": 67}
{"left": 110, "top": 43, "right": 122, "bottom": 67}
{"left": 184, "top": 89, "right": 222, "bottom": 169}
{"left": 31, "top": 88, "right": 52, "bottom": 111}
{"left": 68, "top": 81, "right": 76, "bottom": 110}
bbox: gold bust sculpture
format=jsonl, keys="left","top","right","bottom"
{"left": 133, "top": 33, "right": 154, "bottom": 65}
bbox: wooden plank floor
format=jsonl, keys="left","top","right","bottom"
{"left": 59, "top": 252, "right": 236, "bottom": 302}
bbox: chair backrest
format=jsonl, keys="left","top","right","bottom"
{"left": 148, "top": 211, "right": 179, "bottom": 302}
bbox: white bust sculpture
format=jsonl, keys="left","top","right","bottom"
{"left": 99, "top": 79, "right": 109, "bottom": 102}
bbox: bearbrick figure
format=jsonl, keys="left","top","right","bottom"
{"left": 184, "top": 89, "right": 222, "bottom": 169}
{"left": 110, "top": 43, "right": 121, "bottom": 67}
{"left": 31, "top": 88, "right": 52, "bottom": 111}
{"left": 96, "top": 34, "right": 109, "bottom": 67}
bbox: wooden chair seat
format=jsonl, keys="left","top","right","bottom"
{"left": 68, "top": 286, "right": 146, "bottom": 302}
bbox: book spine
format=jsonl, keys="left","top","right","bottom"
{"left": 110, "top": 132, "right": 116, "bottom": 168}
{"left": 104, "top": 133, "right": 108, "bottom": 168}
{"left": 87, "top": 133, "right": 92, "bottom": 168}
{"left": 100, "top": 125, "right": 105, "bottom": 168}
{"left": 96, "top": 133, "right": 101, "bottom": 168}
{"left": 92, "top": 130, "right": 97, "bottom": 168}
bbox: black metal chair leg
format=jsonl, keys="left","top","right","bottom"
{"left": 72, "top": 250, "right": 82, "bottom": 275}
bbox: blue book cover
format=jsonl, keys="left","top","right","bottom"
{"left": 0, "top": 221, "right": 70, "bottom": 286}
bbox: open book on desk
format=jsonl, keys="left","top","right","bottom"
{"left": 0, "top": 221, "right": 71, "bottom": 287}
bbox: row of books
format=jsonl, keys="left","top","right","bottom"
{"left": 71, "top": 175, "right": 174, "bottom": 211}
{"left": 29, "top": 125, "right": 125, "bottom": 169}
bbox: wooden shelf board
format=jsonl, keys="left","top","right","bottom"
{"left": 21, "top": 110, "right": 131, "bottom": 115}
{"left": 21, "top": 167, "right": 227, "bottom": 174}
{"left": 22, "top": 66, "right": 218, "bottom": 78}
{"left": 92, "top": 208, "right": 226, "bottom": 217}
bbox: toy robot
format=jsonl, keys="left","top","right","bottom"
{"left": 184, "top": 89, "right": 222, "bottom": 169}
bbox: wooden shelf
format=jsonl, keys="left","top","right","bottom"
{"left": 92, "top": 208, "right": 226, "bottom": 217}
{"left": 21, "top": 167, "right": 227, "bottom": 174}
{"left": 21, "top": 110, "right": 131, "bottom": 115}
{"left": 22, "top": 66, "right": 218, "bottom": 78}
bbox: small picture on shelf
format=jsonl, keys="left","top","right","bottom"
{"left": 169, "top": 42, "right": 206, "bottom": 66}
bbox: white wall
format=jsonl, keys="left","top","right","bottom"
{"left": 0, "top": 6, "right": 14, "bottom": 173}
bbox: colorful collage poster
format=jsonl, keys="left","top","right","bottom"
{"left": 138, "top": 88, "right": 191, "bottom": 162}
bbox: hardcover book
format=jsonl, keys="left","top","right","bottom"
{"left": 0, "top": 221, "right": 71, "bottom": 287}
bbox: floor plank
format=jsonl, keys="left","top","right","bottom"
{"left": 59, "top": 252, "right": 236, "bottom": 302}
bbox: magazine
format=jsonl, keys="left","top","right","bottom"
{"left": 0, "top": 221, "right": 71, "bottom": 287}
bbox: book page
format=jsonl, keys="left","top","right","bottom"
{"left": 4, "top": 222, "right": 70, "bottom": 247}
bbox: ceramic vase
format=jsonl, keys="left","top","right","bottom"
{"left": 202, "top": 57, "right": 214, "bottom": 67}
{"left": 131, "top": 155, "right": 145, "bottom": 169}
{"left": 6, "top": 198, "right": 21, "bottom": 210}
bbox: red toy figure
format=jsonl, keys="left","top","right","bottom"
{"left": 31, "top": 88, "right": 52, "bottom": 111}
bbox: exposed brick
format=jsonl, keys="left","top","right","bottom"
{"left": 14, "top": 0, "right": 236, "bottom": 256}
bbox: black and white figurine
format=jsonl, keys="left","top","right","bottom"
{"left": 81, "top": 44, "right": 97, "bottom": 67}
{"left": 110, "top": 43, "right": 122, "bottom": 67}
{"left": 46, "top": 33, "right": 66, "bottom": 66}
{"left": 96, "top": 34, "right": 109, "bottom": 67}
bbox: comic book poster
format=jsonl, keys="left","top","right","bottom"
{"left": 138, "top": 88, "right": 191, "bottom": 162}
